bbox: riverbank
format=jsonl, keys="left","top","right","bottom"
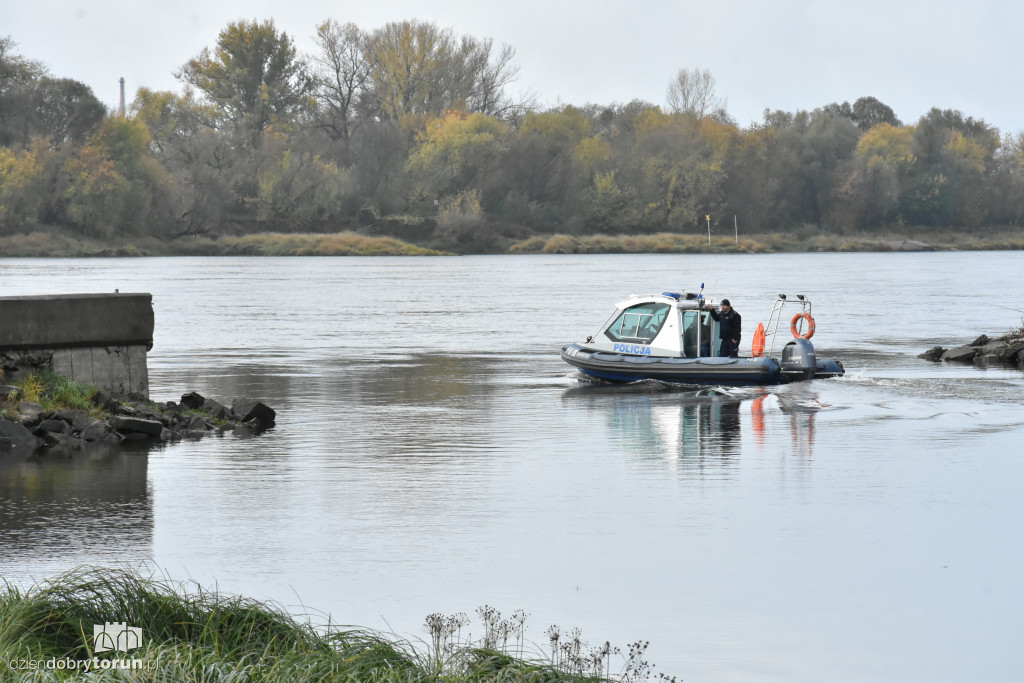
{"left": 2, "top": 226, "right": 1023, "bottom": 257}
{"left": 0, "top": 567, "right": 659, "bottom": 682}
{"left": 1, "top": 369, "right": 275, "bottom": 454}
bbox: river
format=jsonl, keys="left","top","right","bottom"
{"left": 1, "top": 252, "right": 1023, "bottom": 682}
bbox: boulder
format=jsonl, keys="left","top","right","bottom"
{"left": 940, "top": 346, "right": 980, "bottom": 362}
{"left": 204, "top": 398, "right": 231, "bottom": 420}
{"left": 91, "top": 389, "right": 121, "bottom": 412}
{"left": 16, "top": 401, "right": 44, "bottom": 423}
{"left": 109, "top": 415, "right": 165, "bottom": 437}
{"left": 187, "top": 415, "right": 208, "bottom": 432}
{"left": 1, "top": 384, "right": 22, "bottom": 400}
{"left": 231, "top": 397, "right": 276, "bottom": 429}
{"left": 180, "top": 391, "right": 206, "bottom": 410}
{"left": 81, "top": 421, "right": 113, "bottom": 442}
{"left": 36, "top": 419, "right": 70, "bottom": 435}
{"left": 918, "top": 346, "right": 945, "bottom": 361}
{"left": 0, "top": 419, "right": 42, "bottom": 451}
{"left": 969, "top": 334, "right": 990, "bottom": 347}
{"left": 999, "top": 341, "right": 1024, "bottom": 363}
{"left": 53, "top": 410, "right": 97, "bottom": 432}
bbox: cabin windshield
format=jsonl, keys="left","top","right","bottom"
{"left": 604, "top": 302, "right": 671, "bottom": 345}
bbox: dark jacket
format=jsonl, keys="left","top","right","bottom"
{"left": 709, "top": 307, "right": 741, "bottom": 342}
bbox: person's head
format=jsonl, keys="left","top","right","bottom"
{"left": 721, "top": 298, "right": 731, "bottom": 311}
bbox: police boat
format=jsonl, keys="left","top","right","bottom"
{"left": 560, "top": 290, "right": 844, "bottom": 385}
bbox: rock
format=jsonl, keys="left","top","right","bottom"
{"left": 53, "top": 410, "right": 97, "bottom": 432}
{"left": 180, "top": 391, "right": 206, "bottom": 410}
{"left": 81, "top": 421, "right": 112, "bottom": 442}
{"left": 232, "top": 422, "right": 257, "bottom": 438}
{"left": 0, "top": 419, "right": 42, "bottom": 451}
{"left": 109, "top": 415, "right": 165, "bottom": 437}
{"left": 1, "top": 384, "right": 22, "bottom": 400}
{"left": 91, "top": 389, "right": 121, "bottom": 412}
{"left": 919, "top": 346, "right": 945, "bottom": 361}
{"left": 232, "top": 397, "right": 276, "bottom": 429}
{"left": 36, "top": 419, "right": 70, "bottom": 435}
{"left": 969, "top": 334, "right": 990, "bottom": 347}
{"left": 204, "top": 398, "right": 231, "bottom": 420}
{"left": 940, "top": 346, "right": 980, "bottom": 362}
{"left": 999, "top": 341, "right": 1024, "bottom": 363}
{"left": 187, "top": 415, "right": 208, "bottom": 432}
{"left": 16, "top": 401, "right": 44, "bottom": 423}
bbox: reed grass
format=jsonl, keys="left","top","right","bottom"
{"left": 506, "top": 228, "right": 1024, "bottom": 254}
{"left": 0, "top": 568, "right": 667, "bottom": 682}
{"left": 213, "top": 232, "right": 448, "bottom": 256}
{"left": 0, "top": 230, "right": 447, "bottom": 257}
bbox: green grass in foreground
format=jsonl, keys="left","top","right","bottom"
{"left": 0, "top": 568, "right": 671, "bottom": 682}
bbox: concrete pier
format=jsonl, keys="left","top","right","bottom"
{"left": 0, "top": 293, "right": 154, "bottom": 397}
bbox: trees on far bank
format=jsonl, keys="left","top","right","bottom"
{"left": 2, "top": 26, "right": 1024, "bottom": 248}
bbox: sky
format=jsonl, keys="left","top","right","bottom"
{"left": 4, "top": 0, "right": 1023, "bottom": 134}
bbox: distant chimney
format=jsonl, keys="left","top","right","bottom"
{"left": 118, "top": 77, "right": 126, "bottom": 118}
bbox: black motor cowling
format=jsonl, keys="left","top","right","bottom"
{"left": 780, "top": 338, "right": 818, "bottom": 381}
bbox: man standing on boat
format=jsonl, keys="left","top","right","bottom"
{"left": 709, "top": 299, "right": 742, "bottom": 357}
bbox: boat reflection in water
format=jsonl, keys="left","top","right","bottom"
{"left": 562, "top": 383, "right": 823, "bottom": 472}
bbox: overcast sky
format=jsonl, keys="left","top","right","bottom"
{"left": 4, "top": 0, "right": 1023, "bottom": 134}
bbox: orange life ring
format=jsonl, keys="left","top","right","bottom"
{"left": 751, "top": 322, "right": 766, "bottom": 357}
{"left": 790, "top": 312, "right": 816, "bottom": 339}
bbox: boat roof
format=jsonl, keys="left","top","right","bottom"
{"left": 617, "top": 291, "right": 716, "bottom": 309}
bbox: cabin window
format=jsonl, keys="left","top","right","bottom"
{"left": 604, "top": 302, "right": 671, "bottom": 345}
{"left": 681, "top": 311, "right": 717, "bottom": 357}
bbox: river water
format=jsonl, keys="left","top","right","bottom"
{"left": 1, "top": 252, "right": 1023, "bottom": 682}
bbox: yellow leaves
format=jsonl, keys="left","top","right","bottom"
{"left": 519, "top": 106, "right": 589, "bottom": 142}
{"left": 635, "top": 108, "right": 672, "bottom": 136}
{"left": 573, "top": 135, "right": 611, "bottom": 171}
{"left": 0, "top": 148, "right": 15, "bottom": 179}
{"left": 946, "top": 131, "right": 986, "bottom": 174}
{"left": 591, "top": 171, "right": 622, "bottom": 201}
{"left": 857, "top": 123, "right": 915, "bottom": 168}
{"left": 407, "top": 110, "right": 507, "bottom": 173}
{"left": 698, "top": 117, "right": 737, "bottom": 162}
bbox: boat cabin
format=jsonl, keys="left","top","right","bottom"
{"left": 587, "top": 292, "right": 723, "bottom": 358}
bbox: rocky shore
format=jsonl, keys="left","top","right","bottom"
{"left": 0, "top": 388, "right": 275, "bottom": 455}
{"left": 919, "top": 333, "right": 1024, "bottom": 370}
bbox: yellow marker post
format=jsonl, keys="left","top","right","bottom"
{"left": 706, "top": 215, "right": 711, "bottom": 245}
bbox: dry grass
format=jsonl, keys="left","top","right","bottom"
{"left": 507, "top": 228, "right": 1024, "bottom": 254}
{"left": 0, "top": 230, "right": 447, "bottom": 257}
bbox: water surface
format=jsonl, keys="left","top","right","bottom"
{"left": 2, "top": 252, "right": 1023, "bottom": 682}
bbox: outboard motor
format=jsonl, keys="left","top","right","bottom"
{"left": 780, "top": 338, "right": 818, "bottom": 382}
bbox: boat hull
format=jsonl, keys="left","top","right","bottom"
{"left": 560, "top": 344, "right": 843, "bottom": 385}
{"left": 561, "top": 343, "right": 783, "bottom": 385}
